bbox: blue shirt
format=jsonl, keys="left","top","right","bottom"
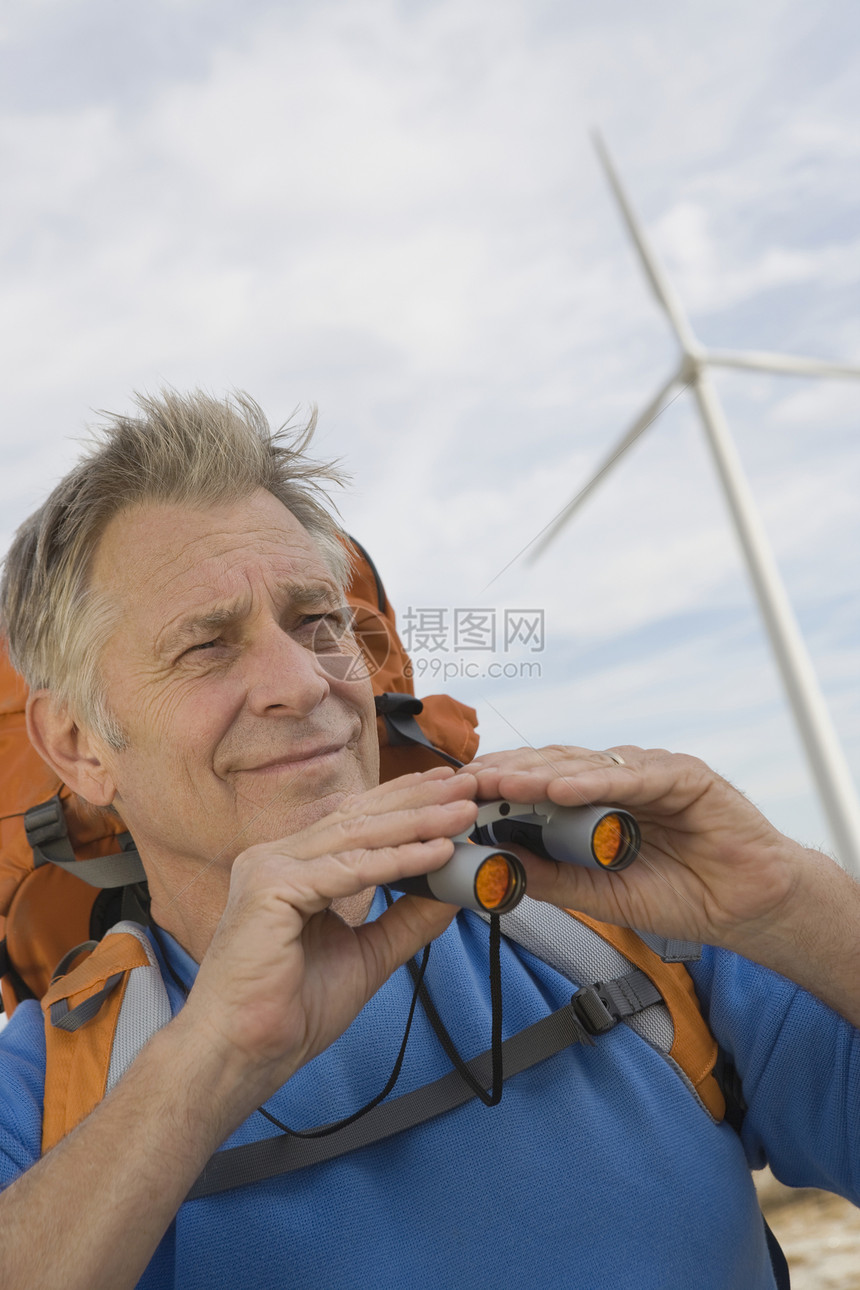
{"left": 1, "top": 891, "right": 858, "bottom": 1288}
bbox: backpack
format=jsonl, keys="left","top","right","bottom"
{"left": 0, "top": 537, "right": 479, "bottom": 1015}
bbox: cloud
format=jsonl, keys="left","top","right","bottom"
{"left": 0, "top": 0, "right": 858, "bottom": 859}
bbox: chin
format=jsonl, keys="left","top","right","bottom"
{"left": 244, "top": 788, "right": 354, "bottom": 847}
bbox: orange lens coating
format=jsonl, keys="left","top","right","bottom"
{"left": 592, "top": 814, "right": 623, "bottom": 867}
{"left": 475, "top": 855, "right": 513, "bottom": 910}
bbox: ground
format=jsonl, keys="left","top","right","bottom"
{"left": 756, "top": 1169, "right": 860, "bottom": 1288}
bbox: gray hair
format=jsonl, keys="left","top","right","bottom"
{"left": 0, "top": 389, "right": 351, "bottom": 746}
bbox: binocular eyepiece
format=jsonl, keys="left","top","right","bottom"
{"left": 391, "top": 799, "right": 640, "bottom": 915}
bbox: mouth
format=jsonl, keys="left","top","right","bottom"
{"left": 235, "top": 733, "right": 355, "bottom": 777}
{"left": 251, "top": 747, "right": 343, "bottom": 773}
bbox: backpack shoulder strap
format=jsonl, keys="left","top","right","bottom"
{"left": 24, "top": 796, "right": 146, "bottom": 887}
{"left": 40, "top": 921, "right": 170, "bottom": 1153}
{"left": 567, "top": 911, "right": 725, "bottom": 1118}
{"left": 480, "top": 899, "right": 725, "bottom": 1120}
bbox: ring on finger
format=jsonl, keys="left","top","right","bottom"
{"left": 603, "top": 751, "right": 626, "bottom": 767}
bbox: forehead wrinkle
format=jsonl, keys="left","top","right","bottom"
{"left": 277, "top": 579, "right": 341, "bottom": 610}
{"left": 142, "top": 520, "right": 310, "bottom": 592}
{"left": 156, "top": 603, "right": 245, "bottom": 657}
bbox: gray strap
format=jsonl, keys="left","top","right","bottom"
{"left": 374, "top": 694, "right": 464, "bottom": 769}
{"left": 570, "top": 970, "right": 663, "bottom": 1035}
{"left": 598, "top": 970, "right": 662, "bottom": 1018}
{"left": 49, "top": 972, "right": 124, "bottom": 1031}
{"left": 188, "top": 967, "right": 662, "bottom": 1200}
{"left": 634, "top": 930, "right": 702, "bottom": 963}
{"left": 24, "top": 796, "right": 146, "bottom": 888}
{"left": 24, "top": 797, "right": 76, "bottom": 865}
{"left": 44, "top": 851, "right": 147, "bottom": 888}
{"left": 478, "top": 898, "right": 675, "bottom": 1051}
{"left": 188, "top": 998, "right": 593, "bottom": 1199}
{"left": 51, "top": 940, "right": 99, "bottom": 981}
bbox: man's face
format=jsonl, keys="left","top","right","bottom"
{"left": 87, "top": 489, "right": 379, "bottom": 881}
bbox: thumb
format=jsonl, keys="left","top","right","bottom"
{"left": 355, "top": 895, "right": 457, "bottom": 996}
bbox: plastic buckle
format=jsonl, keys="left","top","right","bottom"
{"left": 23, "top": 795, "right": 67, "bottom": 858}
{"left": 374, "top": 692, "right": 424, "bottom": 716}
{"left": 571, "top": 985, "right": 617, "bottom": 1036}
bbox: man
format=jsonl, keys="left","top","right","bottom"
{"left": 0, "top": 389, "right": 858, "bottom": 1289}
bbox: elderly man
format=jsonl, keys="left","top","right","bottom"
{"left": 0, "top": 389, "right": 858, "bottom": 1289}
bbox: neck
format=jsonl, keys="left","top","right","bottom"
{"left": 140, "top": 847, "right": 230, "bottom": 962}
{"left": 147, "top": 862, "right": 376, "bottom": 964}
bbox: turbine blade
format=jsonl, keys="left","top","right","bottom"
{"left": 528, "top": 371, "right": 681, "bottom": 563}
{"left": 707, "top": 349, "right": 860, "bottom": 380}
{"left": 592, "top": 130, "right": 698, "bottom": 353}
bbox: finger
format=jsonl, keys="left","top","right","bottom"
{"left": 245, "top": 773, "right": 478, "bottom": 869}
{"left": 357, "top": 765, "right": 457, "bottom": 798}
{"left": 345, "top": 768, "right": 478, "bottom": 817}
{"left": 461, "top": 746, "right": 553, "bottom": 775}
{"left": 464, "top": 744, "right": 605, "bottom": 769}
{"left": 466, "top": 749, "right": 628, "bottom": 804}
{"left": 533, "top": 754, "right": 708, "bottom": 815}
{"left": 261, "top": 794, "right": 480, "bottom": 865}
{"left": 235, "top": 832, "right": 464, "bottom": 920}
{"left": 513, "top": 846, "right": 610, "bottom": 907}
{"left": 354, "top": 893, "right": 458, "bottom": 995}
{"left": 306, "top": 770, "right": 477, "bottom": 838}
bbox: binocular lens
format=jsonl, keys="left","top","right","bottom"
{"left": 476, "top": 802, "right": 640, "bottom": 873}
{"left": 591, "top": 812, "right": 637, "bottom": 869}
{"left": 389, "top": 844, "right": 525, "bottom": 913}
{"left": 474, "top": 854, "right": 518, "bottom": 911}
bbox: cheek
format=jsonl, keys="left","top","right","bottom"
{"left": 344, "top": 683, "right": 380, "bottom": 787}
{"left": 115, "top": 670, "right": 242, "bottom": 760}
{"left": 106, "top": 685, "right": 240, "bottom": 821}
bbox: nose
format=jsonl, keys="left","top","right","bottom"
{"left": 244, "top": 618, "right": 331, "bottom": 719}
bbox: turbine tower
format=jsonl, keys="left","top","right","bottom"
{"left": 531, "top": 133, "right": 860, "bottom": 874}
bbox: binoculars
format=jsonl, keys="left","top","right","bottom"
{"left": 391, "top": 798, "right": 640, "bottom": 915}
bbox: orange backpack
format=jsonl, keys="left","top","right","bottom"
{"left": 0, "top": 537, "right": 479, "bottom": 1016}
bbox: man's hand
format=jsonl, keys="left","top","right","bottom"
{"left": 461, "top": 745, "right": 860, "bottom": 1025}
{"left": 461, "top": 744, "right": 800, "bottom": 945}
{"left": 176, "top": 766, "right": 479, "bottom": 1126}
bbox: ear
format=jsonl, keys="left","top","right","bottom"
{"left": 26, "top": 691, "right": 118, "bottom": 808}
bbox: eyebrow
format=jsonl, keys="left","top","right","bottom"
{"left": 156, "top": 580, "right": 340, "bottom": 657}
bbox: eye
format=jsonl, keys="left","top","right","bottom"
{"left": 299, "top": 608, "right": 353, "bottom": 649}
{"left": 184, "top": 637, "right": 222, "bottom": 656}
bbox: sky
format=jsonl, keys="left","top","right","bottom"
{"left": 1, "top": 0, "right": 858, "bottom": 863}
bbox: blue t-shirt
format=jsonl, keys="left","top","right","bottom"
{"left": 1, "top": 892, "right": 858, "bottom": 1289}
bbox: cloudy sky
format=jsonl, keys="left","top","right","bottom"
{"left": 1, "top": 0, "right": 858, "bottom": 862}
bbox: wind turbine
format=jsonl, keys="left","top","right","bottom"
{"left": 530, "top": 133, "right": 860, "bottom": 874}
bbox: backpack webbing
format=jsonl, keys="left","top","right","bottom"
{"left": 187, "top": 970, "right": 661, "bottom": 1199}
